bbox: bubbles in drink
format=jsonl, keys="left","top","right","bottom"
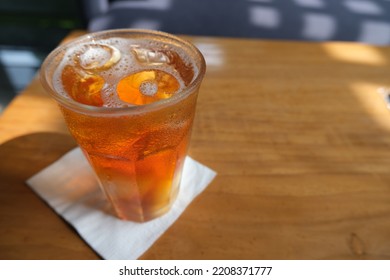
{"left": 117, "top": 70, "right": 180, "bottom": 105}
{"left": 139, "top": 80, "right": 158, "bottom": 96}
{"left": 54, "top": 36, "right": 197, "bottom": 108}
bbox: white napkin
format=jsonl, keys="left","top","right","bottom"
{"left": 26, "top": 147, "right": 216, "bottom": 260}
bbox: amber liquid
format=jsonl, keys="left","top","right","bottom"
{"left": 57, "top": 39, "right": 198, "bottom": 222}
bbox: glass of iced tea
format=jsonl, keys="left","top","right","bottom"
{"left": 40, "top": 29, "right": 206, "bottom": 222}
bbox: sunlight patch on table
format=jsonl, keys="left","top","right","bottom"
{"left": 192, "top": 41, "right": 225, "bottom": 68}
{"left": 321, "top": 43, "right": 387, "bottom": 65}
{"left": 349, "top": 82, "right": 390, "bottom": 130}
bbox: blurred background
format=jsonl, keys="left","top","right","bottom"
{"left": 1, "top": 0, "right": 390, "bottom": 113}
{"left": 0, "top": 0, "right": 83, "bottom": 113}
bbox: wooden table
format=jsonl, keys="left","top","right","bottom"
{"left": 1, "top": 30, "right": 390, "bottom": 260}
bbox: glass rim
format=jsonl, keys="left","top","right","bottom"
{"left": 39, "top": 28, "right": 206, "bottom": 115}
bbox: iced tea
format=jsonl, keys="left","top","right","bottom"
{"left": 40, "top": 30, "right": 206, "bottom": 222}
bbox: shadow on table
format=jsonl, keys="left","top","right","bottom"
{"left": 0, "top": 132, "right": 99, "bottom": 259}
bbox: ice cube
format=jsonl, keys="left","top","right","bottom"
{"left": 75, "top": 43, "right": 121, "bottom": 71}
{"left": 163, "top": 50, "right": 194, "bottom": 86}
{"left": 131, "top": 46, "right": 194, "bottom": 85}
{"left": 132, "top": 122, "right": 189, "bottom": 161}
{"left": 132, "top": 47, "right": 170, "bottom": 65}
{"left": 134, "top": 148, "right": 177, "bottom": 212}
{"left": 61, "top": 65, "right": 104, "bottom": 106}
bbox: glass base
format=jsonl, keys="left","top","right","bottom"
{"left": 113, "top": 187, "right": 179, "bottom": 223}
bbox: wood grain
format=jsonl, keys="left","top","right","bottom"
{"left": 1, "top": 31, "right": 390, "bottom": 259}
{"left": 0, "top": 132, "right": 99, "bottom": 259}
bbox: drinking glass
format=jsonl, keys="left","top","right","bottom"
{"left": 40, "top": 29, "right": 206, "bottom": 222}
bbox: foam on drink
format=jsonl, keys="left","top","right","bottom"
{"left": 53, "top": 37, "right": 197, "bottom": 108}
